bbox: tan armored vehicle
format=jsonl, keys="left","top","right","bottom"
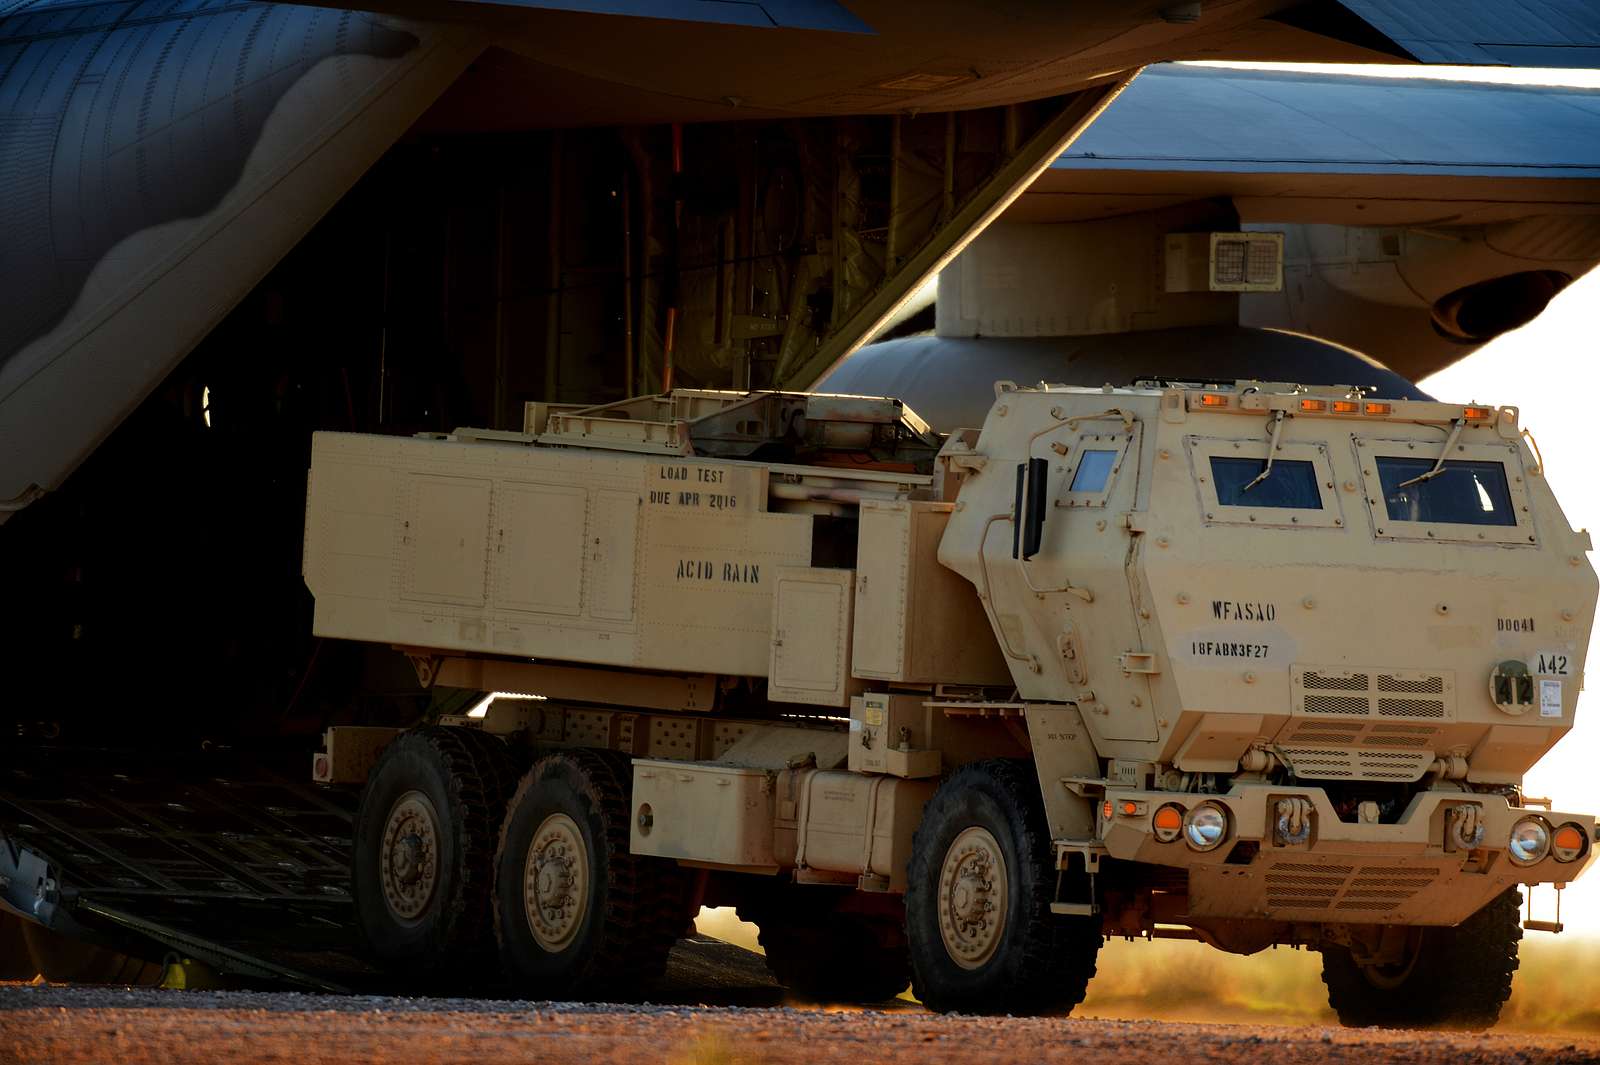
{"left": 303, "top": 381, "right": 1596, "bottom": 1026}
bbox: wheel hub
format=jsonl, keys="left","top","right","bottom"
{"left": 937, "top": 826, "right": 1008, "bottom": 970}
{"left": 523, "top": 813, "right": 590, "bottom": 953}
{"left": 380, "top": 791, "right": 440, "bottom": 924}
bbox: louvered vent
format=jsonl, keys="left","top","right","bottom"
{"left": 1279, "top": 719, "right": 1441, "bottom": 750}
{"left": 1266, "top": 863, "right": 1441, "bottom": 915}
{"left": 1276, "top": 747, "right": 1433, "bottom": 782}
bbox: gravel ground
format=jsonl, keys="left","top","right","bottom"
{"left": 4, "top": 984, "right": 1599, "bottom": 1065}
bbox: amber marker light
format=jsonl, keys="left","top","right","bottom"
{"left": 1364, "top": 401, "right": 1392, "bottom": 416}
{"left": 1462, "top": 406, "right": 1494, "bottom": 422}
{"left": 1331, "top": 399, "right": 1360, "bottom": 415}
{"left": 1553, "top": 823, "right": 1589, "bottom": 863}
{"left": 1152, "top": 804, "right": 1184, "bottom": 843}
{"left": 1103, "top": 800, "right": 1114, "bottom": 820}
{"left": 1196, "top": 393, "right": 1230, "bottom": 408}
{"left": 1298, "top": 398, "right": 1326, "bottom": 413}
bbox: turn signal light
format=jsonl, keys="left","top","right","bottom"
{"left": 1331, "top": 400, "right": 1360, "bottom": 414}
{"left": 1153, "top": 804, "right": 1184, "bottom": 843}
{"left": 1553, "top": 823, "right": 1589, "bottom": 863}
{"left": 1197, "top": 393, "right": 1230, "bottom": 408}
{"left": 1463, "top": 406, "right": 1494, "bottom": 421}
{"left": 1298, "top": 398, "right": 1327, "bottom": 413}
{"left": 1364, "top": 402, "right": 1392, "bottom": 416}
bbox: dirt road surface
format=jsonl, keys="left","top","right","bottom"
{"left": 6, "top": 984, "right": 1600, "bottom": 1065}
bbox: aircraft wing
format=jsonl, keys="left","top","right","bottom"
{"left": 5, "top": 0, "right": 1600, "bottom": 514}
{"left": 1335, "top": 0, "right": 1600, "bottom": 67}
{"left": 1013, "top": 64, "right": 1600, "bottom": 382}
{"left": 446, "top": 0, "right": 873, "bottom": 32}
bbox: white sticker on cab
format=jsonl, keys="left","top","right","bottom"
{"left": 1540, "top": 678, "right": 1564, "bottom": 719}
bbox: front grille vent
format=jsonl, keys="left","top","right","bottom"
{"left": 1292, "top": 666, "right": 1455, "bottom": 723}
{"left": 1266, "top": 862, "right": 1441, "bottom": 915}
{"left": 1378, "top": 697, "right": 1446, "bottom": 718}
{"left": 1277, "top": 746, "right": 1433, "bottom": 782}
{"left": 1305, "top": 672, "right": 1368, "bottom": 690}
{"left": 1306, "top": 694, "right": 1370, "bottom": 715}
{"left": 1379, "top": 674, "right": 1443, "bottom": 694}
{"left": 1279, "top": 719, "right": 1441, "bottom": 753}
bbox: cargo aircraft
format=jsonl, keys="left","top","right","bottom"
{"left": 2, "top": 0, "right": 1599, "bottom": 988}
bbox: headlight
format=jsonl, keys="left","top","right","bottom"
{"left": 1183, "top": 802, "right": 1229, "bottom": 852}
{"left": 1508, "top": 817, "right": 1551, "bottom": 866}
{"left": 1153, "top": 803, "right": 1184, "bottom": 844}
{"left": 1552, "top": 822, "right": 1589, "bottom": 864}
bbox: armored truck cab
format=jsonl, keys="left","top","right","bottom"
{"left": 940, "top": 382, "right": 1595, "bottom": 948}
{"left": 302, "top": 382, "right": 1596, "bottom": 1027}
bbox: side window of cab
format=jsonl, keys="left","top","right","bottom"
{"left": 1060, "top": 431, "right": 1133, "bottom": 509}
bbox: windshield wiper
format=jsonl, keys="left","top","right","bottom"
{"left": 1398, "top": 417, "right": 1466, "bottom": 489}
{"left": 1242, "top": 410, "right": 1286, "bottom": 493}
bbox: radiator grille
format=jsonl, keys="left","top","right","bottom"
{"left": 1379, "top": 674, "right": 1443, "bottom": 694}
{"left": 1291, "top": 666, "right": 1455, "bottom": 725}
{"left": 1279, "top": 719, "right": 1441, "bottom": 750}
{"left": 1305, "top": 671, "right": 1368, "bottom": 690}
{"left": 1306, "top": 694, "right": 1370, "bottom": 715}
{"left": 1378, "top": 698, "right": 1446, "bottom": 718}
{"left": 1277, "top": 747, "right": 1433, "bottom": 782}
{"left": 1265, "top": 863, "right": 1442, "bottom": 914}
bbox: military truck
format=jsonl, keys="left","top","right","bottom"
{"left": 302, "top": 380, "right": 1597, "bottom": 1026}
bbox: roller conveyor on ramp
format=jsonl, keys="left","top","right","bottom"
{"left": 0, "top": 746, "right": 785, "bottom": 1000}
{"left": 0, "top": 746, "right": 370, "bottom": 992}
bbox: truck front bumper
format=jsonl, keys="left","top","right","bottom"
{"left": 1097, "top": 784, "right": 1597, "bottom": 926}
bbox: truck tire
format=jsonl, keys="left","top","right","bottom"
{"left": 493, "top": 748, "right": 684, "bottom": 997}
{"left": 1321, "top": 888, "right": 1523, "bottom": 1029}
{"left": 906, "top": 759, "right": 1101, "bottom": 1015}
{"left": 352, "top": 726, "right": 516, "bottom": 977}
{"left": 757, "top": 911, "right": 910, "bottom": 1003}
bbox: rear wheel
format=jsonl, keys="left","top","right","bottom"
{"left": 493, "top": 748, "right": 685, "bottom": 997}
{"left": 352, "top": 726, "right": 516, "bottom": 976}
{"left": 1321, "top": 888, "right": 1523, "bottom": 1029}
{"left": 905, "top": 759, "right": 1101, "bottom": 1015}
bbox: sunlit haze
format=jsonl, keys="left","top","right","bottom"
{"left": 1193, "top": 59, "right": 1600, "bottom": 935}
{"left": 1425, "top": 268, "right": 1600, "bottom": 934}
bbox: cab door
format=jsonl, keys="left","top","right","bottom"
{"left": 1049, "top": 420, "right": 1158, "bottom": 742}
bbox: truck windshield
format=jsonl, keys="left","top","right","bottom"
{"left": 1375, "top": 457, "right": 1516, "bottom": 526}
{"left": 1209, "top": 457, "right": 1322, "bottom": 509}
